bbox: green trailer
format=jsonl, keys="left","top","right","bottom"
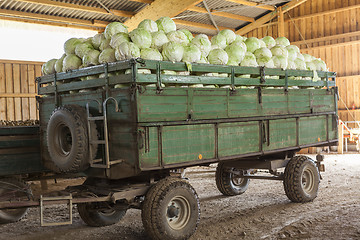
{"left": 0, "top": 59, "right": 337, "bottom": 239}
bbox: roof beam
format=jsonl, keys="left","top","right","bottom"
{"left": 174, "top": 19, "right": 232, "bottom": 31}
{"left": 236, "top": 0, "right": 308, "bottom": 35}
{"left": 124, "top": 0, "right": 203, "bottom": 31}
{"left": 188, "top": 6, "right": 254, "bottom": 22}
{"left": 14, "top": 0, "right": 135, "bottom": 18}
{"left": 226, "top": 0, "right": 275, "bottom": 11}
{"left": 0, "top": 9, "right": 107, "bottom": 29}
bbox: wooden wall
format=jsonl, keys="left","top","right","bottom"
{"left": 0, "top": 60, "right": 42, "bottom": 121}
{"left": 246, "top": 0, "right": 360, "bottom": 124}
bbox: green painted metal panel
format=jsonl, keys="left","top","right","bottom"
{"left": 139, "top": 127, "right": 160, "bottom": 169}
{"left": 0, "top": 152, "right": 43, "bottom": 176}
{"left": 218, "top": 122, "right": 260, "bottom": 157}
{"left": 263, "top": 119, "right": 297, "bottom": 151}
{"left": 162, "top": 124, "right": 215, "bottom": 165}
{"left": 299, "top": 116, "right": 327, "bottom": 145}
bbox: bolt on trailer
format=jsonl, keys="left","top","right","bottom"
{"left": 0, "top": 59, "right": 337, "bottom": 239}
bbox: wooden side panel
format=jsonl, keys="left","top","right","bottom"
{"left": 0, "top": 60, "right": 43, "bottom": 121}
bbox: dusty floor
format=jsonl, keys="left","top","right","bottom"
{"left": 0, "top": 153, "right": 360, "bottom": 240}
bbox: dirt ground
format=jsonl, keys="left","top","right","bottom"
{"left": 0, "top": 153, "right": 360, "bottom": 240}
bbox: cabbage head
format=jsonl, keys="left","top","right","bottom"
{"left": 42, "top": 59, "right": 57, "bottom": 75}
{"left": 99, "top": 38, "right": 111, "bottom": 51}
{"left": 197, "top": 56, "right": 209, "bottom": 64}
{"left": 286, "top": 45, "right": 300, "bottom": 61}
{"left": 167, "top": 30, "right": 189, "bottom": 45}
{"left": 207, "top": 48, "right": 228, "bottom": 65}
{"left": 178, "top": 29, "right": 194, "bottom": 43}
{"left": 254, "top": 47, "right": 272, "bottom": 59}
{"left": 287, "top": 60, "right": 296, "bottom": 70}
{"left": 140, "top": 48, "right": 163, "bottom": 61}
{"left": 162, "top": 42, "right": 184, "bottom": 62}
{"left": 240, "top": 52, "right": 258, "bottom": 67}
{"left": 83, "top": 49, "right": 100, "bottom": 67}
{"left": 62, "top": 54, "right": 82, "bottom": 71}
{"left": 104, "top": 22, "right": 128, "bottom": 40}
{"left": 294, "top": 58, "right": 306, "bottom": 70}
{"left": 271, "top": 45, "right": 288, "bottom": 58}
{"left": 297, "top": 52, "right": 305, "bottom": 61}
{"left": 262, "top": 36, "right": 276, "bottom": 48}
{"left": 225, "top": 44, "right": 246, "bottom": 64}
{"left": 244, "top": 37, "right": 260, "bottom": 53}
{"left": 275, "top": 37, "right": 290, "bottom": 47}
{"left": 303, "top": 53, "right": 315, "bottom": 62}
{"left": 110, "top": 32, "right": 130, "bottom": 49}
{"left": 191, "top": 34, "right": 212, "bottom": 58}
{"left": 230, "top": 40, "right": 247, "bottom": 53}
{"left": 218, "top": 29, "right": 236, "bottom": 45}
{"left": 235, "top": 35, "right": 246, "bottom": 42}
{"left": 64, "top": 38, "right": 83, "bottom": 55}
{"left": 99, "top": 48, "right": 116, "bottom": 64}
{"left": 55, "top": 54, "right": 66, "bottom": 73}
{"left": 115, "top": 42, "right": 140, "bottom": 61}
{"left": 129, "top": 28, "right": 152, "bottom": 49}
{"left": 211, "top": 34, "right": 227, "bottom": 49}
{"left": 306, "top": 61, "right": 317, "bottom": 71}
{"left": 92, "top": 33, "right": 105, "bottom": 50}
{"left": 312, "top": 59, "right": 327, "bottom": 71}
{"left": 138, "top": 19, "right": 158, "bottom": 32}
{"left": 182, "top": 44, "right": 201, "bottom": 63}
{"left": 259, "top": 39, "right": 266, "bottom": 48}
{"left": 272, "top": 55, "right": 288, "bottom": 69}
{"left": 257, "top": 56, "right": 274, "bottom": 68}
{"left": 156, "top": 17, "right": 176, "bottom": 34}
{"left": 151, "top": 31, "right": 169, "bottom": 51}
{"left": 75, "top": 42, "right": 94, "bottom": 59}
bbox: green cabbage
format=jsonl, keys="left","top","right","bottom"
{"left": 294, "top": 58, "right": 306, "bottom": 70}
{"left": 54, "top": 54, "right": 66, "bottom": 73}
{"left": 62, "top": 54, "right": 82, "bottom": 71}
{"left": 286, "top": 45, "right": 300, "bottom": 61}
{"left": 156, "top": 17, "right": 176, "bottom": 34}
{"left": 182, "top": 44, "right": 201, "bottom": 63}
{"left": 303, "top": 53, "right": 315, "bottom": 62}
{"left": 191, "top": 34, "right": 212, "bottom": 58}
{"left": 178, "top": 29, "right": 193, "bottom": 43}
{"left": 115, "top": 42, "right": 140, "bottom": 60}
{"left": 104, "top": 22, "right": 128, "bottom": 40}
{"left": 287, "top": 60, "right": 296, "bottom": 69}
{"left": 129, "top": 28, "right": 152, "bottom": 49}
{"left": 92, "top": 33, "right": 105, "bottom": 50}
{"left": 64, "top": 38, "right": 83, "bottom": 55}
{"left": 272, "top": 55, "right": 288, "bottom": 69}
{"left": 254, "top": 47, "right": 272, "bottom": 59}
{"left": 259, "top": 39, "right": 266, "bottom": 48}
{"left": 42, "top": 59, "right": 57, "bottom": 75}
{"left": 110, "top": 32, "right": 130, "bottom": 49}
{"left": 211, "top": 34, "right": 227, "bottom": 49}
{"left": 225, "top": 43, "right": 246, "bottom": 64}
{"left": 151, "top": 31, "right": 169, "bottom": 51}
{"left": 230, "top": 40, "right": 247, "bottom": 53}
{"left": 138, "top": 19, "right": 158, "bottom": 32}
{"left": 197, "top": 56, "right": 209, "bottom": 64}
{"left": 262, "top": 36, "right": 276, "bottom": 48}
{"left": 312, "top": 59, "right": 327, "bottom": 71}
{"left": 208, "top": 48, "right": 228, "bottom": 65}
{"left": 140, "top": 48, "right": 163, "bottom": 61}
{"left": 162, "top": 42, "right": 184, "bottom": 62}
{"left": 275, "top": 37, "right": 290, "bottom": 47}
{"left": 99, "top": 38, "right": 111, "bottom": 51}
{"left": 99, "top": 48, "right": 116, "bottom": 64}
{"left": 306, "top": 61, "right": 317, "bottom": 71}
{"left": 218, "top": 29, "right": 236, "bottom": 45}
{"left": 75, "top": 42, "right": 94, "bottom": 59}
{"left": 297, "top": 52, "right": 305, "bottom": 61}
{"left": 167, "top": 30, "right": 189, "bottom": 45}
{"left": 240, "top": 52, "right": 258, "bottom": 67}
{"left": 271, "top": 45, "right": 288, "bottom": 58}
{"left": 244, "top": 37, "right": 260, "bottom": 53}
{"left": 82, "top": 49, "right": 100, "bottom": 67}
{"left": 257, "top": 56, "right": 274, "bottom": 68}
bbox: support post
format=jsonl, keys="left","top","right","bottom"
{"left": 338, "top": 121, "right": 344, "bottom": 154}
{"left": 278, "top": 7, "right": 285, "bottom": 37}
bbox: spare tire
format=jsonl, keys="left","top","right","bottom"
{"left": 47, "top": 105, "right": 97, "bottom": 173}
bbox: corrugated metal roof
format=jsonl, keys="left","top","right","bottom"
{"left": 0, "top": 0, "right": 290, "bottom": 34}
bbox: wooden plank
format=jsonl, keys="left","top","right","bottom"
{"left": 0, "top": 93, "right": 37, "bottom": 98}
{"left": 338, "top": 121, "right": 344, "bottom": 154}
{"left": 226, "top": 0, "right": 275, "bottom": 11}
{"left": 20, "top": 64, "right": 30, "bottom": 120}
{"left": 27, "top": 65, "right": 37, "bottom": 120}
{"left": 5, "top": 64, "right": 14, "bottom": 121}
{"left": 292, "top": 30, "right": 360, "bottom": 47}
{"left": 0, "top": 59, "right": 44, "bottom": 65}
{"left": 0, "top": 64, "right": 6, "bottom": 120}
{"left": 12, "top": 64, "right": 22, "bottom": 121}
{"left": 174, "top": 20, "right": 231, "bottom": 31}
{"left": 188, "top": 6, "right": 255, "bottom": 22}
{"left": 278, "top": 7, "right": 285, "bottom": 37}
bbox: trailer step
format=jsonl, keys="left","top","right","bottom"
{"left": 40, "top": 194, "right": 73, "bottom": 227}
{"left": 87, "top": 116, "right": 105, "bottom": 121}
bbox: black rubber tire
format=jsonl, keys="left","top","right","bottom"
{"left": 0, "top": 178, "right": 32, "bottom": 224}
{"left": 47, "top": 104, "right": 97, "bottom": 173}
{"left": 77, "top": 202, "right": 127, "bottom": 227}
{"left": 215, "top": 162, "right": 250, "bottom": 196}
{"left": 284, "top": 155, "right": 320, "bottom": 203}
{"left": 141, "top": 177, "right": 200, "bottom": 240}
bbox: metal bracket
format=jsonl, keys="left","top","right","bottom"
{"left": 257, "top": 87, "right": 262, "bottom": 104}
{"left": 156, "top": 62, "right": 163, "bottom": 93}
{"left": 284, "top": 70, "right": 289, "bottom": 92}
{"left": 260, "top": 66, "right": 265, "bottom": 84}
{"left": 231, "top": 66, "right": 235, "bottom": 91}
{"left": 40, "top": 194, "right": 72, "bottom": 227}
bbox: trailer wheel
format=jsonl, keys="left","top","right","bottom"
{"left": 215, "top": 162, "right": 250, "bottom": 196}
{"left": 0, "top": 178, "right": 32, "bottom": 224}
{"left": 77, "top": 202, "right": 127, "bottom": 227}
{"left": 47, "top": 105, "right": 98, "bottom": 173}
{"left": 283, "top": 155, "right": 320, "bottom": 203}
{"left": 141, "top": 177, "right": 200, "bottom": 240}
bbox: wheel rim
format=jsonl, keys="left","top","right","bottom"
{"left": 166, "top": 196, "right": 191, "bottom": 230}
{"left": 0, "top": 181, "right": 29, "bottom": 217}
{"left": 230, "top": 169, "right": 246, "bottom": 189}
{"left": 301, "top": 167, "right": 315, "bottom": 194}
{"left": 55, "top": 124, "right": 72, "bottom": 157}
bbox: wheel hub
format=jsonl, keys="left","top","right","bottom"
{"left": 167, "top": 204, "right": 179, "bottom": 218}
{"left": 166, "top": 196, "right": 191, "bottom": 230}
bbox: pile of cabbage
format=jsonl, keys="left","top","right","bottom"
{"left": 42, "top": 17, "right": 327, "bottom": 88}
